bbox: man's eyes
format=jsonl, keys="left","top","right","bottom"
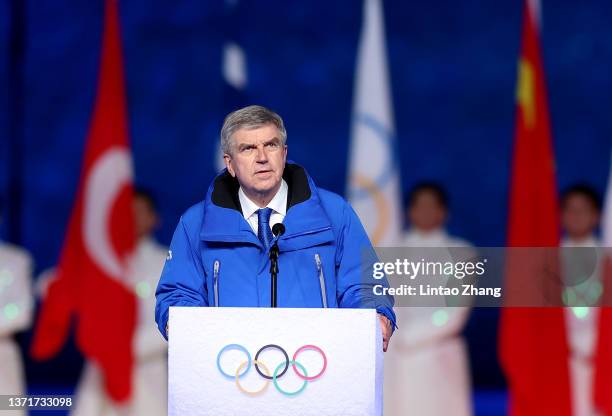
{"left": 239, "top": 145, "right": 256, "bottom": 153}
{"left": 238, "top": 142, "right": 280, "bottom": 153}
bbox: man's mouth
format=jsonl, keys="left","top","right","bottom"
{"left": 255, "top": 170, "right": 272, "bottom": 175}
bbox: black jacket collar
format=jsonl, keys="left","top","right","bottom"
{"left": 211, "top": 162, "right": 311, "bottom": 213}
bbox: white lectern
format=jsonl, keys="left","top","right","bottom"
{"left": 169, "top": 307, "right": 383, "bottom": 416}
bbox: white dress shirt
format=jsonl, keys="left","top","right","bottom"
{"left": 238, "top": 179, "right": 287, "bottom": 235}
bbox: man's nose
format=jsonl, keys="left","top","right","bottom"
{"left": 255, "top": 145, "right": 267, "bottom": 162}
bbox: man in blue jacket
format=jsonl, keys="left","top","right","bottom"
{"left": 155, "top": 105, "right": 395, "bottom": 351}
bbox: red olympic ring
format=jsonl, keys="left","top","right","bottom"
{"left": 292, "top": 344, "right": 327, "bottom": 381}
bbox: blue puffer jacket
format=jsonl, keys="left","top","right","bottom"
{"left": 155, "top": 162, "right": 396, "bottom": 338}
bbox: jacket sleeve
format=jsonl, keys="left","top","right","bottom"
{"left": 155, "top": 216, "right": 208, "bottom": 339}
{"left": 334, "top": 202, "right": 397, "bottom": 330}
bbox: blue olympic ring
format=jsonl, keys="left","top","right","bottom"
{"left": 349, "top": 112, "right": 400, "bottom": 201}
{"left": 216, "top": 343, "right": 252, "bottom": 379}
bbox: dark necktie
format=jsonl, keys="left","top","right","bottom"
{"left": 257, "top": 208, "right": 273, "bottom": 250}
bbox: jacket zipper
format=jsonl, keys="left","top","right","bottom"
{"left": 315, "top": 254, "right": 327, "bottom": 308}
{"left": 213, "top": 260, "right": 220, "bottom": 307}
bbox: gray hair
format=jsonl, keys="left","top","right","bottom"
{"left": 220, "top": 105, "right": 287, "bottom": 155}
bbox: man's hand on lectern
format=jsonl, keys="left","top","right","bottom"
{"left": 378, "top": 314, "right": 392, "bottom": 352}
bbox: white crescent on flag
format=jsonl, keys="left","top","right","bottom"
{"left": 83, "top": 147, "right": 133, "bottom": 279}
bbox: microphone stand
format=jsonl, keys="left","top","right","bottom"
{"left": 270, "top": 241, "right": 279, "bottom": 308}
{"left": 269, "top": 223, "right": 285, "bottom": 308}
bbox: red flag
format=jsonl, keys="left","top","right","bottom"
{"left": 499, "top": 1, "right": 571, "bottom": 415}
{"left": 594, "top": 158, "right": 612, "bottom": 414}
{"left": 31, "top": 0, "right": 137, "bottom": 402}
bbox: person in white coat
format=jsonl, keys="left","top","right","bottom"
{"left": 0, "top": 201, "right": 34, "bottom": 416}
{"left": 384, "top": 183, "right": 473, "bottom": 416}
{"left": 71, "top": 189, "right": 168, "bottom": 416}
{"left": 560, "top": 184, "right": 603, "bottom": 416}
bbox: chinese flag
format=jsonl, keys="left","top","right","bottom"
{"left": 31, "top": 0, "right": 137, "bottom": 402}
{"left": 498, "top": 1, "right": 571, "bottom": 415}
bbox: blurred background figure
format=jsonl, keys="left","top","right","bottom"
{"left": 402, "top": 183, "right": 466, "bottom": 247}
{"left": 561, "top": 184, "right": 601, "bottom": 246}
{"left": 0, "top": 199, "right": 34, "bottom": 416}
{"left": 385, "top": 182, "right": 473, "bottom": 416}
{"left": 560, "top": 184, "right": 603, "bottom": 416}
{"left": 70, "top": 189, "right": 168, "bottom": 416}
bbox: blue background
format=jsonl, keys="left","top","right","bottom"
{"left": 2, "top": 0, "right": 611, "bottom": 411}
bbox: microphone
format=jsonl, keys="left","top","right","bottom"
{"left": 272, "top": 223, "right": 285, "bottom": 239}
{"left": 269, "top": 223, "right": 285, "bottom": 308}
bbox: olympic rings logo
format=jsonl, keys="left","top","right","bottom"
{"left": 216, "top": 343, "right": 327, "bottom": 396}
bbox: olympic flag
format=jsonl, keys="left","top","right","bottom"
{"left": 347, "top": 0, "right": 402, "bottom": 247}
{"left": 169, "top": 307, "right": 383, "bottom": 416}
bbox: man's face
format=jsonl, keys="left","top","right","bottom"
{"left": 133, "top": 196, "right": 159, "bottom": 240}
{"left": 562, "top": 194, "right": 599, "bottom": 239}
{"left": 224, "top": 123, "right": 287, "bottom": 200}
{"left": 408, "top": 191, "right": 447, "bottom": 232}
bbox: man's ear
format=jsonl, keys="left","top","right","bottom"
{"left": 224, "top": 154, "right": 236, "bottom": 177}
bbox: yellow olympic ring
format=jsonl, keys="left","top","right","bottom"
{"left": 352, "top": 173, "right": 390, "bottom": 245}
{"left": 235, "top": 359, "right": 270, "bottom": 396}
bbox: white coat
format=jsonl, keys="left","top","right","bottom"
{"left": 0, "top": 242, "right": 33, "bottom": 416}
{"left": 71, "top": 238, "right": 168, "bottom": 416}
{"left": 561, "top": 235, "right": 601, "bottom": 416}
{"left": 384, "top": 229, "right": 473, "bottom": 416}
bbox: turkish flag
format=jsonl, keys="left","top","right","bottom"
{"left": 498, "top": 1, "right": 571, "bottom": 415}
{"left": 31, "top": 0, "right": 137, "bottom": 402}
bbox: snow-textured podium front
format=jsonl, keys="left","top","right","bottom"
{"left": 168, "top": 307, "right": 383, "bottom": 416}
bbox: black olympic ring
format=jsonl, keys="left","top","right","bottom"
{"left": 255, "top": 344, "right": 289, "bottom": 380}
